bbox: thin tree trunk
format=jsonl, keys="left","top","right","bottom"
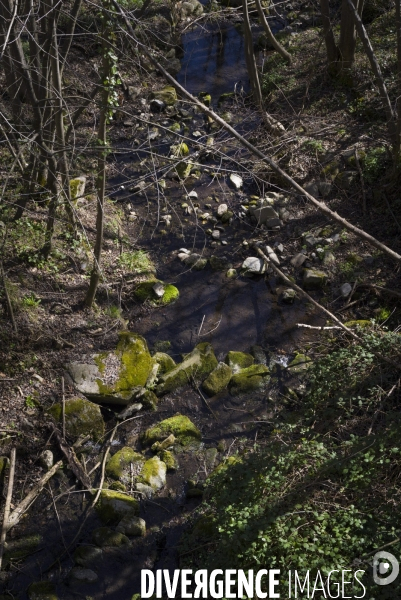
{"left": 395, "top": 0, "right": 401, "bottom": 166}
{"left": 320, "top": 0, "right": 339, "bottom": 71}
{"left": 242, "top": 0, "right": 263, "bottom": 109}
{"left": 339, "top": 0, "right": 364, "bottom": 74}
{"left": 254, "top": 0, "right": 291, "bottom": 64}
{"left": 346, "top": 0, "right": 397, "bottom": 150}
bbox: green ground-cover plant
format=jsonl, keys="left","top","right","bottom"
{"left": 181, "top": 329, "right": 401, "bottom": 598}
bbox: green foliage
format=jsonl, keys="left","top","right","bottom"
{"left": 363, "top": 146, "right": 389, "bottom": 184}
{"left": 181, "top": 330, "right": 401, "bottom": 597}
{"left": 302, "top": 139, "right": 325, "bottom": 155}
{"left": 21, "top": 293, "right": 41, "bottom": 308}
{"left": 117, "top": 250, "right": 154, "bottom": 273}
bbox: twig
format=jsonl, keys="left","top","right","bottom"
{"left": 198, "top": 314, "right": 205, "bottom": 336}
{"left": 357, "top": 283, "right": 401, "bottom": 299}
{"left": 51, "top": 424, "right": 91, "bottom": 489}
{"left": 344, "top": 280, "right": 358, "bottom": 308}
{"left": 192, "top": 377, "right": 218, "bottom": 420}
{"left": 1, "top": 262, "right": 17, "bottom": 333}
{"left": 297, "top": 324, "right": 342, "bottom": 330}
{"left": 255, "top": 246, "right": 401, "bottom": 371}
{"left": 198, "top": 317, "right": 222, "bottom": 337}
{"left": 0, "top": 447, "right": 16, "bottom": 571}
{"left": 61, "top": 377, "right": 66, "bottom": 441}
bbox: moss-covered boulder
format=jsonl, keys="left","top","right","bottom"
{"left": 48, "top": 397, "right": 104, "bottom": 441}
{"left": 92, "top": 527, "right": 130, "bottom": 548}
{"left": 175, "top": 160, "right": 193, "bottom": 179}
{"left": 139, "top": 456, "right": 167, "bottom": 490}
{"left": 202, "top": 362, "right": 232, "bottom": 396}
{"left": 287, "top": 353, "right": 312, "bottom": 373}
{"left": 74, "top": 545, "right": 103, "bottom": 567}
{"left": 134, "top": 280, "right": 179, "bottom": 306}
{"left": 105, "top": 447, "right": 144, "bottom": 483}
{"left": 96, "top": 489, "right": 139, "bottom": 524}
{"left": 153, "top": 352, "right": 176, "bottom": 374}
{"left": 66, "top": 331, "right": 154, "bottom": 405}
{"left": 116, "top": 516, "right": 146, "bottom": 536}
{"left": 141, "top": 389, "right": 159, "bottom": 411}
{"left": 344, "top": 319, "right": 371, "bottom": 328}
{"left": 69, "top": 567, "right": 98, "bottom": 583}
{"left": 225, "top": 351, "right": 254, "bottom": 373}
{"left": 27, "top": 582, "right": 57, "bottom": 600}
{"left": 142, "top": 415, "right": 201, "bottom": 447}
{"left": 151, "top": 85, "right": 177, "bottom": 106}
{"left": 70, "top": 176, "right": 86, "bottom": 203}
{"left": 229, "top": 364, "right": 270, "bottom": 396}
{"left": 156, "top": 342, "right": 218, "bottom": 395}
{"left": 303, "top": 268, "right": 327, "bottom": 290}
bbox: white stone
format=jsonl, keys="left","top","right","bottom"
{"left": 153, "top": 282, "right": 165, "bottom": 298}
{"left": 340, "top": 283, "right": 352, "bottom": 297}
{"left": 217, "top": 203, "right": 228, "bottom": 217}
{"left": 229, "top": 173, "right": 243, "bottom": 190}
{"left": 266, "top": 246, "right": 280, "bottom": 265}
{"left": 242, "top": 257, "right": 265, "bottom": 274}
{"left": 211, "top": 230, "right": 220, "bottom": 240}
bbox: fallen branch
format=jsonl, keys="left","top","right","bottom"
{"left": 112, "top": 0, "right": 401, "bottom": 264}
{"left": 51, "top": 424, "right": 91, "bottom": 489}
{"left": 255, "top": 245, "right": 401, "bottom": 371}
{"left": 297, "top": 323, "right": 342, "bottom": 330}
{"left": 192, "top": 377, "right": 218, "bottom": 420}
{"left": 357, "top": 283, "right": 401, "bottom": 299}
{"left": 0, "top": 447, "right": 16, "bottom": 571}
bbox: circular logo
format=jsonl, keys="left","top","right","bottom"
{"left": 373, "top": 551, "right": 399, "bottom": 585}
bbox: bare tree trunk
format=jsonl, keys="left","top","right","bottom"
{"left": 339, "top": 0, "right": 364, "bottom": 75}
{"left": 254, "top": 0, "right": 291, "bottom": 64}
{"left": 320, "top": 0, "right": 339, "bottom": 72}
{"left": 396, "top": 0, "right": 401, "bottom": 166}
{"left": 242, "top": 0, "right": 263, "bottom": 109}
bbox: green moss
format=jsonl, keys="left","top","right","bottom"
{"left": 229, "top": 364, "right": 270, "bottom": 396}
{"left": 175, "top": 161, "right": 193, "bottom": 179}
{"left": 225, "top": 351, "right": 254, "bottom": 372}
{"left": 159, "top": 450, "right": 177, "bottom": 471}
{"left": 153, "top": 352, "right": 176, "bottom": 374}
{"left": 171, "top": 142, "right": 189, "bottom": 157}
{"left": 151, "top": 85, "right": 177, "bottom": 106}
{"left": 92, "top": 527, "right": 130, "bottom": 547}
{"left": 202, "top": 362, "right": 232, "bottom": 396}
{"left": 48, "top": 397, "right": 104, "bottom": 441}
{"left": 344, "top": 319, "right": 372, "bottom": 328}
{"left": 69, "top": 177, "right": 85, "bottom": 202}
{"left": 27, "top": 581, "right": 57, "bottom": 600}
{"left": 96, "top": 489, "right": 139, "bottom": 524}
{"left": 95, "top": 332, "right": 153, "bottom": 399}
{"left": 106, "top": 447, "right": 144, "bottom": 481}
{"left": 321, "top": 161, "right": 340, "bottom": 181}
{"left": 141, "top": 389, "right": 159, "bottom": 411}
{"left": 199, "top": 92, "right": 211, "bottom": 106}
{"left": 287, "top": 353, "right": 312, "bottom": 373}
{"left": 74, "top": 545, "right": 103, "bottom": 567}
{"left": 156, "top": 342, "right": 218, "bottom": 395}
{"left": 134, "top": 280, "right": 179, "bottom": 306}
{"left": 3, "top": 534, "right": 42, "bottom": 567}
{"left": 169, "top": 122, "right": 181, "bottom": 132}
{"left": 139, "top": 456, "right": 167, "bottom": 490}
{"left": 142, "top": 415, "right": 201, "bottom": 447}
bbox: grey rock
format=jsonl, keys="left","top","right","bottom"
{"left": 217, "top": 203, "right": 228, "bottom": 217}
{"left": 211, "top": 230, "right": 220, "bottom": 240}
{"left": 323, "top": 251, "right": 336, "bottom": 266}
{"left": 116, "top": 516, "right": 146, "bottom": 537}
{"left": 304, "top": 181, "right": 320, "bottom": 197}
{"left": 340, "top": 283, "right": 352, "bottom": 297}
{"left": 266, "top": 245, "right": 280, "bottom": 265}
{"left": 275, "top": 243, "right": 284, "bottom": 253}
{"left": 229, "top": 173, "right": 243, "bottom": 189}
{"left": 318, "top": 181, "right": 332, "bottom": 197}
{"left": 290, "top": 253, "right": 307, "bottom": 268}
{"left": 241, "top": 257, "right": 266, "bottom": 274}
{"left": 282, "top": 288, "right": 297, "bottom": 303}
{"left": 39, "top": 450, "right": 54, "bottom": 470}
{"left": 135, "top": 482, "right": 153, "bottom": 499}
{"left": 303, "top": 269, "right": 327, "bottom": 289}
{"left": 74, "top": 546, "right": 103, "bottom": 568}
{"left": 250, "top": 344, "right": 267, "bottom": 365}
{"left": 250, "top": 205, "right": 279, "bottom": 225}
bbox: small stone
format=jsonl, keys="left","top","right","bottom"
{"left": 266, "top": 246, "right": 280, "bottom": 265}
{"left": 187, "top": 190, "right": 198, "bottom": 199}
{"left": 275, "top": 243, "right": 284, "bottom": 253}
{"left": 116, "top": 516, "right": 146, "bottom": 537}
{"left": 281, "top": 288, "right": 297, "bottom": 303}
{"left": 150, "top": 98, "right": 166, "bottom": 112}
{"left": 217, "top": 203, "right": 228, "bottom": 217}
{"left": 303, "top": 269, "right": 327, "bottom": 290}
{"left": 178, "top": 248, "right": 190, "bottom": 254}
{"left": 192, "top": 130, "right": 202, "bottom": 137}
{"left": 153, "top": 282, "right": 165, "bottom": 298}
{"left": 226, "top": 268, "right": 237, "bottom": 278}
{"left": 318, "top": 181, "right": 332, "bottom": 197}
{"left": 211, "top": 230, "right": 220, "bottom": 240}
{"left": 304, "top": 181, "right": 320, "bottom": 197}
{"left": 229, "top": 173, "right": 243, "bottom": 190}
{"left": 290, "top": 253, "right": 307, "bottom": 268}
{"left": 39, "top": 450, "right": 54, "bottom": 470}
{"left": 242, "top": 257, "right": 265, "bottom": 274}
{"left": 323, "top": 251, "right": 336, "bottom": 266}
{"left": 340, "top": 283, "right": 352, "bottom": 297}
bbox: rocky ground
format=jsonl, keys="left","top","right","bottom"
{"left": 1, "top": 0, "right": 401, "bottom": 598}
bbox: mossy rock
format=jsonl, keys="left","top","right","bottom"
{"left": 158, "top": 450, "right": 178, "bottom": 471}
{"left": 287, "top": 353, "right": 312, "bottom": 373}
{"left": 229, "top": 364, "right": 270, "bottom": 396}
{"left": 106, "top": 447, "right": 144, "bottom": 482}
{"left": 155, "top": 342, "right": 218, "bottom": 395}
{"left": 48, "top": 397, "right": 104, "bottom": 441}
{"left": 74, "top": 545, "right": 103, "bottom": 567}
{"left": 96, "top": 490, "right": 139, "bottom": 524}
{"left": 225, "top": 351, "right": 254, "bottom": 373}
{"left": 153, "top": 352, "right": 176, "bottom": 374}
{"left": 92, "top": 527, "right": 130, "bottom": 548}
{"left": 116, "top": 516, "right": 146, "bottom": 536}
{"left": 109, "top": 481, "right": 127, "bottom": 492}
{"left": 27, "top": 582, "right": 57, "bottom": 600}
{"left": 138, "top": 456, "right": 166, "bottom": 490}
{"left": 141, "top": 389, "right": 159, "bottom": 411}
{"left": 142, "top": 415, "right": 201, "bottom": 447}
{"left": 170, "top": 142, "right": 189, "bottom": 157}
{"left": 199, "top": 92, "right": 211, "bottom": 106}
{"left": 66, "top": 331, "right": 153, "bottom": 405}
{"left": 151, "top": 85, "right": 177, "bottom": 106}
{"left": 175, "top": 161, "right": 193, "bottom": 179}
{"left": 134, "top": 280, "right": 179, "bottom": 306}
{"left": 69, "top": 176, "right": 86, "bottom": 202}
{"left": 303, "top": 269, "right": 327, "bottom": 290}
{"left": 169, "top": 122, "right": 181, "bottom": 133}
{"left": 344, "top": 319, "right": 372, "bottom": 328}
{"left": 202, "top": 362, "right": 232, "bottom": 396}
{"left": 3, "top": 534, "right": 42, "bottom": 567}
